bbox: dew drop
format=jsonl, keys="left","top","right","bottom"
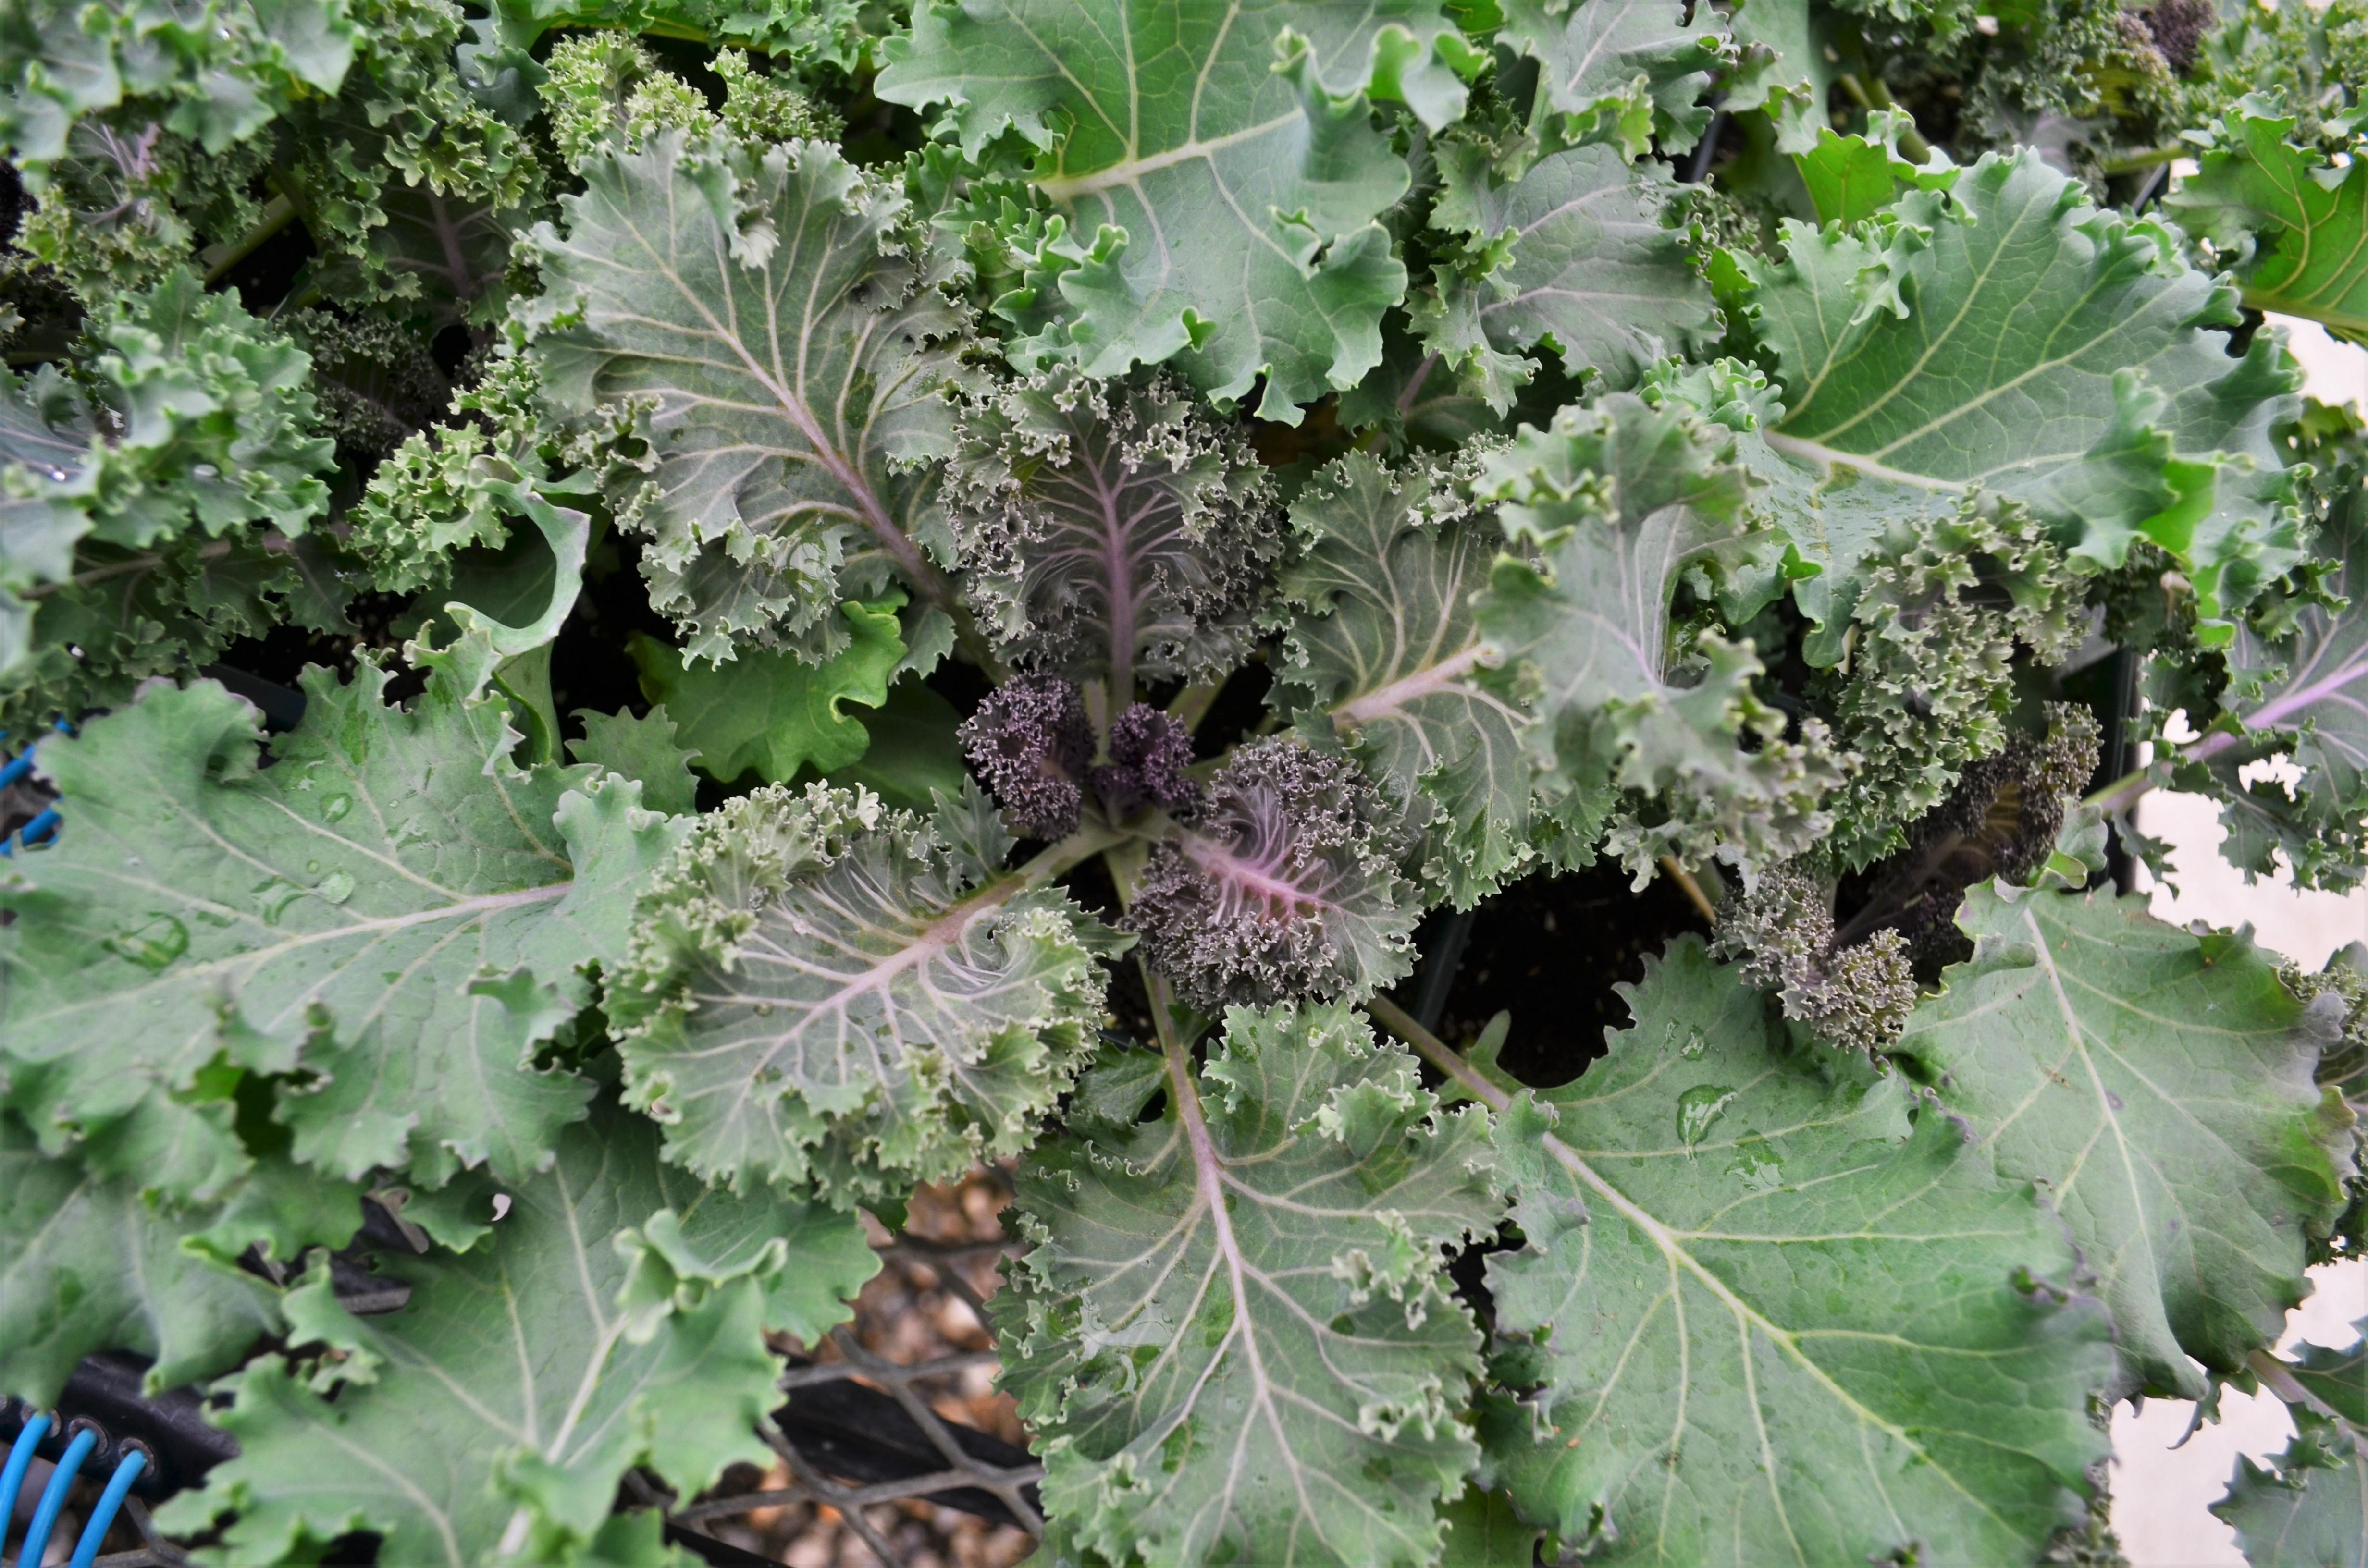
{"left": 106, "top": 914, "right": 188, "bottom": 970}
{"left": 1678, "top": 1028, "right": 1706, "bottom": 1059}
{"left": 753, "top": 1002, "right": 774, "bottom": 1017}
{"left": 322, "top": 794, "right": 352, "bottom": 822}
{"left": 1675, "top": 1083, "right": 1738, "bottom": 1149}
{"left": 316, "top": 869, "right": 355, "bottom": 905}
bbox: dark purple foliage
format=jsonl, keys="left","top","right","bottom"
{"left": 1126, "top": 738, "right": 1412, "bottom": 1012}
{"left": 1092, "top": 704, "right": 1201, "bottom": 821}
{"left": 959, "top": 674, "right": 1093, "bottom": 839}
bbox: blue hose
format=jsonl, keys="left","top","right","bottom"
{"left": 0, "top": 733, "right": 61, "bottom": 856}
{"left": 1, "top": 1416, "right": 147, "bottom": 1568}
{"left": 15, "top": 1425, "right": 96, "bottom": 1567}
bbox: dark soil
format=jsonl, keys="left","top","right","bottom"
{"left": 1390, "top": 859, "right": 1711, "bottom": 1089}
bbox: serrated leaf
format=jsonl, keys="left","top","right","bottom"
{"left": 0, "top": 633, "right": 690, "bottom": 1199}
{"left": 1789, "top": 110, "right": 1958, "bottom": 227}
{"left": 1471, "top": 392, "right": 1839, "bottom": 876}
{"left": 2216, "top": 1406, "right": 2368, "bottom": 1568}
{"left": 1482, "top": 936, "right": 2116, "bottom": 1565}
{"left": 1273, "top": 451, "right": 1535, "bottom": 906}
{"left": 1734, "top": 150, "right": 2305, "bottom": 627}
{"left": 820, "top": 674, "right": 966, "bottom": 810}
{"left": 0, "top": 1120, "right": 329, "bottom": 1406}
{"left": 156, "top": 1105, "right": 873, "bottom": 1564}
{"left": 628, "top": 598, "right": 903, "bottom": 786}
{"left": 1495, "top": 0, "right": 1727, "bottom": 160}
{"left": 1894, "top": 883, "right": 2351, "bottom": 1396}
{"left": 613, "top": 783, "right": 1120, "bottom": 1199}
{"left": 994, "top": 1006, "right": 1501, "bottom": 1568}
{"left": 2203, "top": 442, "right": 2368, "bottom": 889}
{"left": 523, "top": 134, "right": 974, "bottom": 664}
{"left": 568, "top": 705, "right": 701, "bottom": 818}
{"left": 878, "top": 0, "right": 1461, "bottom": 419}
{"left": 946, "top": 368, "right": 1282, "bottom": 694}
{"left": 2170, "top": 101, "right": 2368, "bottom": 345}
{"left": 1422, "top": 140, "right": 1714, "bottom": 406}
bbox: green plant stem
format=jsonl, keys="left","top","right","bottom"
{"left": 1659, "top": 856, "right": 1718, "bottom": 926}
{"left": 2101, "top": 146, "right": 2190, "bottom": 176}
{"left": 201, "top": 193, "right": 300, "bottom": 286}
{"left": 1166, "top": 679, "right": 1224, "bottom": 735}
{"left": 1369, "top": 993, "right": 1508, "bottom": 1112}
{"left": 1833, "top": 72, "right": 1936, "bottom": 165}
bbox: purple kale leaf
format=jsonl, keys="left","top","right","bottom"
{"left": 1126, "top": 738, "right": 1415, "bottom": 1012}
{"left": 959, "top": 673, "right": 1092, "bottom": 839}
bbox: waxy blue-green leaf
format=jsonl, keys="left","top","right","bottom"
{"left": 524, "top": 134, "right": 975, "bottom": 664}
{"left": 0, "top": 631, "right": 688, "bottom": 1200}
{"left": 1273, "top": 450, "right": 1535, "bottom": 906}
{"left": 1420, "top": 139, "right": 1715, "bottom": 409}
{"left": 613, "top": 782, "right": 1121, "bottom": 1201}
{"left": 156, "top": 1106, "right": 875, "bottom": 1565}
{"left": 1482, "top": 937, "right": 2117, "bottom": 1565}
{"left": 1495, "top": 0, "right": 1728, "bottom": 159}
{"left": 877, "top": 0, "right": 1470, "bottom": 420}
{"left": 2216, "top": 1402, "right": 2368, "bottom": 1568}
{"left": 1732, "top": 150, "right": 2305, "bottom": 629}
{"left": 994, "top": 1005, "right": 1502, "bottom": 1568}
{"left": 2171, "top": 100, "right": 2368, "bottom": 345}
{"left": 1895, "top": 883, "right": 2352, "bottom": 1397}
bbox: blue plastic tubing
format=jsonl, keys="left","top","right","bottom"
{"left": 2, "top": 1415, "right": 148, "bottom": 1568}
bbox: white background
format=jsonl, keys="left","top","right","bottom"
{"left": 2107, "top": 315, "right": 2368, "bottom": 1566}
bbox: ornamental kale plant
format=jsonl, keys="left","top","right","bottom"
{"left": 5, "top": 0, "right": 2368, "bottom": 1558}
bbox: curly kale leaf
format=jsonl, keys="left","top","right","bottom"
{"left": 612, "top": 783, "right": 1122, "bottom": 1200}
{"left": 878, "top": 0, "right": 1470, "bottom": 419}
{"left": 0, "top": 0, "right": 357, "bottom": 184}
{"left": 0, "top": 631, "right": 688, "bottom": 1203}
{"left": 2168, "top": 101, "right": 2368, "bottom": 345}
{"left": 2199, "top": 461, "right": 2368, "bottom": 890}
{"left": 1272, "top": 450, "right": 1537, "bottom": 906}
{"left": 1128, "top": 736, "right": 1418, "bottom": 1012}
{"left": 1480, "top": 937, "right": 2115, "bottom": 1565}
{"left": 946, "top": 368, "right": 1282, "bottom": 695}
{"left": 994, "top": 1006, "right": 1500, "bottom": 1568}
{"left": 524, "top": 133, "right": 976, "bottom": 665}
{"left": 156, "top": 1104, "right": 876, "bottom": 1564}
{"left": 1418, "top": 138, "right": 1715, "bottom": 410}
{"left": 1472, "top": 392, "right": 1841, "bottom": 880}
{"left": 1495, "top": 0, "right": 1729, "bottom": 159}
{"left": 1731, "top": 149, "right": 2305, "bottom": 630}
{"left": 1895, "top": 884, "right": 2354, "bottom": 1397}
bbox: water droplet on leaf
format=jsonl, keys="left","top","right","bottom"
{"left": 316, "top": 870, "right": 355, "bottom": 905}
{"left": 107, "top": 914, "right": 188, "bottom": 970}
{"left": 1676, "top": 1083, "right": 1738, "bottom": 1149}
{"left": 322, "top": 794, "right": 352, "bottom": 822}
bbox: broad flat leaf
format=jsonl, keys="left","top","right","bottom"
{"left": 1272, "top": 451, "right": 1535, "bottom": 906}
{"left": 0, "top": 1120, "right": 335, "bottom": 1406}
{"left": 524, "top": 134, "right": 973, "bottom": 664}
{"left": 1894, "top": 883, "right": 2352, "bottom": 1397}
{"left": 2171, "top": 103, "right": 2368, "bottom": 344}
{"left": 1422, "top": 141, "right": 1714, "bottom": 408}
{"left": 614, "top": 783, "right": 1120, "bottom": 1199}
{"left": 1495, "top": 0, "right": 1727, "bottom": 159}
{"left": 1472, "top": 393, "right": 1839, "bottom": 876}
{"left": 877, "top": 0, "right": 1462, "bottom": 419}
{"left": 2217, "top": 1407, "right": 2368, "bottom": 1568}
{"left": 156, "top": 1107, "right": 874, "bottom": 1564}
{"left": 0, "top": 632, "right": 688, "bottom": 1200}
{"left": 946, "top": 368, "right": 1282, "bottom": 694}
{"left": 1483, "top": 936, "right": 2117, "bottom": 1565}
{"left": 993, "top": 1005, "right": 1501, "bottom": 1568}
{"left": 1735, "top": 150, "right": 2305, "bottom": 627}
{"left": 628, "top": 599, "right": 903, "bottom": 785}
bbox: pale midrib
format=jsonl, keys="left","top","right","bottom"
{"left": 1035, "top": 113, "right": 1300, "bottom": 201}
